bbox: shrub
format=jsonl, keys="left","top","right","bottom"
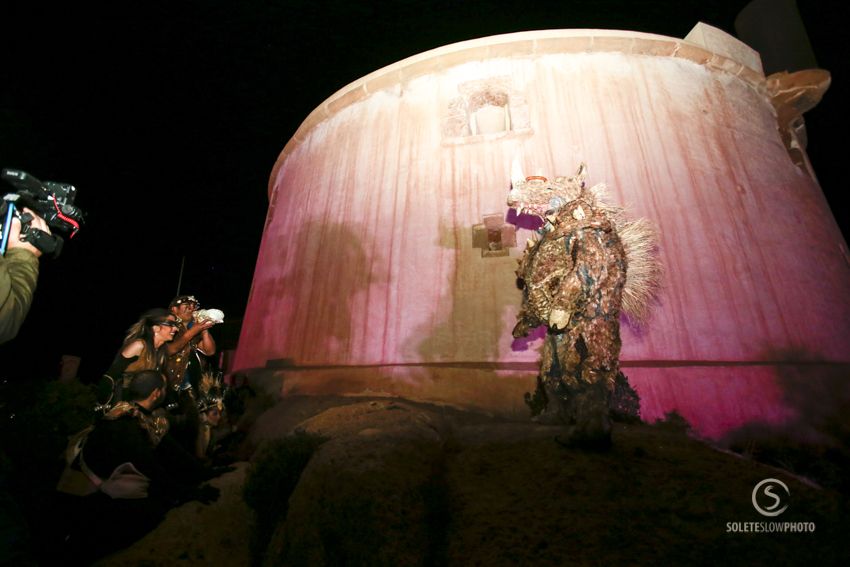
{"left": 652, "top": 410, "right": 692, "bottom": 434}
{"left": 0, "top": 378, "right": 96, "bottom": 487}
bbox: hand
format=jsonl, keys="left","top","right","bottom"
{"left": 548, "top": 309, "right": 570, "bottom": 331}
{"left": 185, "top": 320, "right": 214, "bottom": 339}
{"left": 191, "top": 320, "right": 215, "bottom": 334}
{"left": 512, "top": 319, "right": 530, "bottom": 338}
{"left": 7, "top": 208, "right": 51, "bottom": 258}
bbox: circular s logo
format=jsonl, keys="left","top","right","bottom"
{"left": 752, "top": 478, "right": 789, "bottom": 517}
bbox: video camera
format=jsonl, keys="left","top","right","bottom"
{"left": 1, "top": 168, "right": 85, "bottom": 258}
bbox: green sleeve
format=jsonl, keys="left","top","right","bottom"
{"left": 0, "top": 248, "right": 40, "bottom": 344}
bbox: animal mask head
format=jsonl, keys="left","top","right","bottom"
{"left": 507, "top": 163, "right": 589, "bottom": 219}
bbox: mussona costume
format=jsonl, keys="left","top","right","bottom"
{"left": 0, "top": 247, "right": 39, "bottom": 344}
{"left": 509, "top": 164, "right": 660, "bottom": 446}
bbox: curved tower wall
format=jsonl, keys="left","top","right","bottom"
{"left": 235, "top": 28, "right": 850, "bottom": 438}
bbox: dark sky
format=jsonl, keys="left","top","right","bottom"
{"left": 1, "top": 0, "right": 846, "bottom": 381}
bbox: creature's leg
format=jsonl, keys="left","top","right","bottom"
{"left": 533, "top": 333, "right": 575, "bottom": 425}
{"left": 558, "top": 321, "right": 619, "bottom": 448}
{"left": 563, "top": 379, "right": 612, "bottom": 449}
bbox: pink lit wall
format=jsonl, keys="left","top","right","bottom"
{"left": 235, "top": 28, "right": 850, "bottom": 438}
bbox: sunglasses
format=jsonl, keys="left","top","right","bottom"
{"left": 155, "top": 320, "right": 179, "bottom": 328}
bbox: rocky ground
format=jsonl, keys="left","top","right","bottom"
{"left": 96, "top": 395, "right": 847, "bottom": 566}
{"left": 93, "top": 463, "right": 253, "bottom": 566}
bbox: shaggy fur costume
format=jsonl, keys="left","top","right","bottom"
{"left": 509, "top": 164, "right": 660, "bottom": 446}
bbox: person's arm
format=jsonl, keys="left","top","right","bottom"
{"left": 196, "top": 328, "right": 216, "bottom": 356}
{"left": 120, "top": 339, "right": 145, "bottom": 359}
{"left": 104, "top": 341, "right": 143, "bottom": 379}
{"left": 0, "top": 211, "right": 46, "bottom": 344}
{"left": 165, "top": 320, "right": 214, "bottom": 356}
{"left": 96, "top": 345, "right": 142, "bottom": 405}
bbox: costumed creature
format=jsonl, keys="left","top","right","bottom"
{"left": 508, "top": 163, "right": 660, "bottom": 447}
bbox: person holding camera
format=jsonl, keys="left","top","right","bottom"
{"left": 0, "top": 208, "right": 50, "bottom": 344}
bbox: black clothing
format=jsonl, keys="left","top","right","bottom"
{"left": 164, "top": 388, "right": 201, "bottom": 456}
{"left": 82, "top": 405, "right": 206, "bottom": 501}
{"left": 95, "top": 353, "right": 140, "bottom": 406}
{"left": 105, "top": 353, "right": 139, "bottom": 382}
{"left": 98, "top": 344, "right": 166, "bottom": 407}
{"left": 60, "top": 404, "right": 212, "bottom": 563}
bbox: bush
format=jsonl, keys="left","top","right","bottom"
{"left": 724, "top": 425, "right": 850, "bottom": 493}
{"left": 652, "top": 410, "right": 692, "bottom": 434}
{"left": 0, "top": 378, "right": 96, "bottom": 562}
{"left": 0, "top": 378, "right": 96, "bottom": 486}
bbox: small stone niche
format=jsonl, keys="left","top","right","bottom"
{"left": 442, "top": 77, "right": 531, "bottom": 143}
{"left": 472, "top": 213, "right": 516, "bottom": 258}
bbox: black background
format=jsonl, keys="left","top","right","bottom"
{"left": 1, "top": 0, "right": 846, "bottom": 381}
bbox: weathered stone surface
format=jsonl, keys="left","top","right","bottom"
{"left": 261, "top": 396, "right": 845, "bottom": 566}
{"left": 97, "top": 395, "right": 846, "bottom": 565}
{"left": 684, "top": 21, "right": 764, "bottom": 75}
{"left": 264, "top": 400, "right": 448, "bottom": 566}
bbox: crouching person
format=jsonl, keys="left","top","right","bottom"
{"left": 56, "top": 370, "right": 220, "bottom": 563}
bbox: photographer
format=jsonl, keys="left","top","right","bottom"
{"left": 0, "top": 208, "right": 50, "bottom": 564}
{"left": 0, "top": 208, "right": 50, "bottom": 344}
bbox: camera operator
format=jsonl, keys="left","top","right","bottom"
{"left": 0, "top": 207, "right": 51, "bottom": 344}
{"left": 0, "top": 207, "right": 50, "bottom": 564}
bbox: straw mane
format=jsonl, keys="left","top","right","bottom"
{"left": 508, "top": 163, "right": 662, "bottom": 324}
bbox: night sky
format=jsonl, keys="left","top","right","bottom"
{"left": 1, "top": 0, "right": 846, "bottom": 381}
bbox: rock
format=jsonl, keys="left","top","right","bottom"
{"left": 263, "top": 400, "right": 448, "bottom": 566}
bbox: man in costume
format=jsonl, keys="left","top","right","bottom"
{"left": 60, "top": 370, "right": 220, "bottom": 562}
{"left": 509, "top": 164, "right": 659, "bottom": 447}
{"left": 165, "top": 295, "right": 216, "bottom": 391}
{"left": 164, "top": 295, "right": 216, "bottom": 452}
